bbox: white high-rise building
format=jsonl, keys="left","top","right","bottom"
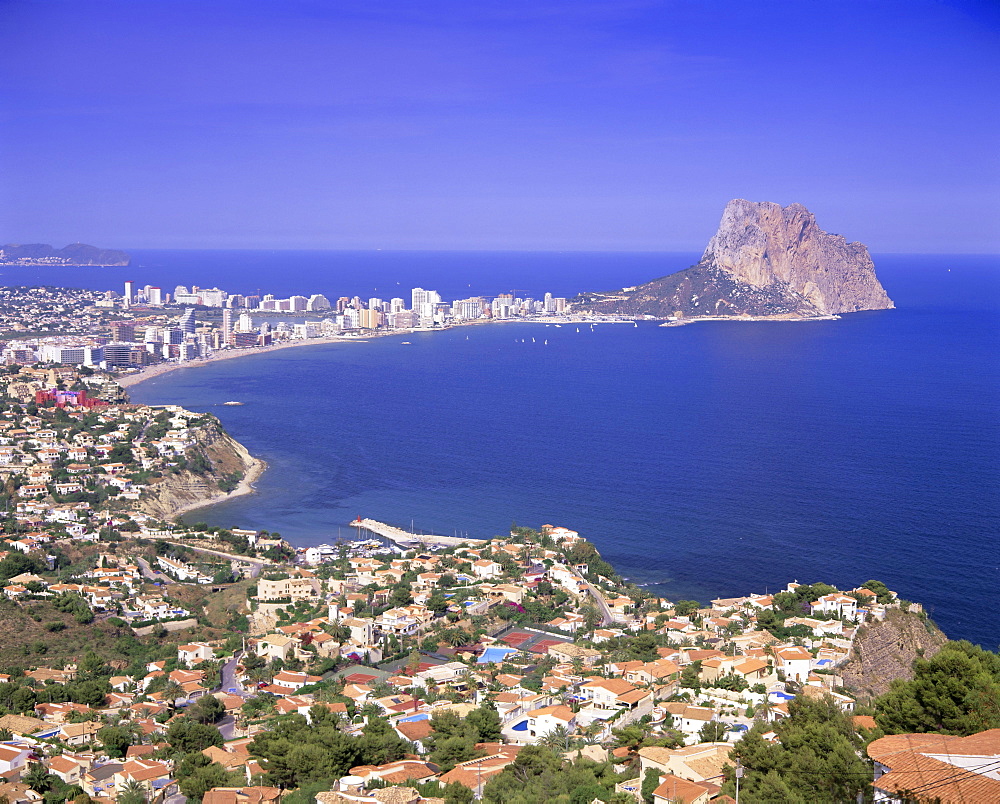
{"left": 307, "top": 294, "right": 331, "bottom": 311}
{"left": 390, "top": 297, "right": 406, "bottom": 314}
{"left": 368, "top": 297, "right": 383, "bottom": 311}
{"left": 411, "top": 288, "right": 441, "bottom": 311}
{"left": 146, "top": 286, "right": 162, "bottom": 306}
{"left": 453, "top": 298, "right": 485, "bottom": 320}
{"left": 342, "top": 307, "right": 360, "bottom": 330}
{"left": 124, "top": 280, "right": 134, "bottom": 306}
{"left": 179, "top": 308, "right": 197, "bottom": 334}
{"left": 237, "top": 312, "right": 254, "bottom": 332}
{"left": 199, "top": 288, "right": 226, "bottom": 307}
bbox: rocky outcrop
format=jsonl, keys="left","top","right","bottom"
{"left": 839, "top": 608, "right": 948, "bottom": 702}
{"left": 139, "top": 423, "right": 260, "bottom": 520}
{"left": 576, "top": 199, "right": 894, "bottom": 318}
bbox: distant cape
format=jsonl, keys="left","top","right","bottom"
{"left": 576, "top": 199, "right": 894, "bottom": 318}
{"left": 0, "top": 242, "right": 130, "bottom": 266}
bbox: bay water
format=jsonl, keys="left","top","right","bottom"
{"left": 39, "top": 250, "right": 996, "bottom": 649}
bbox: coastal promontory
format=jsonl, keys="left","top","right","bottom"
{"left": 576, "top": 199, "right": 894, "bottom": 318}
{"left": 0, "top": 242, "right": 130, "bottom": 266}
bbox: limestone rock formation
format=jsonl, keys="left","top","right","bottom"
{"left": 577, "top": 199, "right": 894, "bottom": 318}
{"left": 839, "top": 608, "right": 947, "bottom": 701}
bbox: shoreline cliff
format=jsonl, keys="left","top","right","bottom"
{"left": 135, "top": 414, "right": 266, "bottom": 521}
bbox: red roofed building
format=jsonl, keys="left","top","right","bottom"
{"left": 868, "top": 729, "right": 1000, "bottom": 803}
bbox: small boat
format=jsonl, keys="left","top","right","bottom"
{"left": 401, "top": 341, "right": 412, "bottom": 344}
{"left": 576, "top": 328, "right": 580, "bottom": 332}
{"left": 532, "top": 337, "right": 536, "bottom": 343}
{"left": 544, "top": 339, "right": 548, "bottom": 345}
{"left": 223, "top": 401, "right": 243, "bottom": 406}
{"left": 634, "top": 322, "right": 638, "bottom": 328}
{"left": 555, "top": 324, "right": 562, "bottom": 328}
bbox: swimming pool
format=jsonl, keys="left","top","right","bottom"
{"left": 511, "top": 719, "right": 529, "bottom": 731}
{"left": 478, "top": 646, "right": 518, "bottom": 664}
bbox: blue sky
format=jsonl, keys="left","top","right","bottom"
{"left": 2, "top": 0, "right": 998, "bottom": 251}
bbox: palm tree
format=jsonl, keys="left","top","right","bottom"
{"left": 756, "top": 694, "right": 774, "bottom": 723}
{"left": 539, "top": 724, "right": 578, "bottom": 752}
{"left": 116, "top": 778, "right": 148, "bottom": 804}
{"left": 360, "top": 702, "right": 382, "bottom": 723}
{"left": 580, "top": 721, "right": 603, "bottom": 743}
{"left": 23, "top": 762, "right": 53, "bottom": 794}
{"left": 159, "top": 679, "right": 185, "bottom": 712}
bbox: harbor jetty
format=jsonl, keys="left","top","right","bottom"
{"left": 350, "top": 517, "right": 487, "bottom": 549}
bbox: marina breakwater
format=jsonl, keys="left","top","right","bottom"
{"left": 350, "top": 518, "right": 487, "bottom": 550}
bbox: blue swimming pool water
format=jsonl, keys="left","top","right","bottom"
{"left": 479, "top": 646, "right": 518, "bottom": 664}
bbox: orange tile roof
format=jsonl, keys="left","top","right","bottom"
{"left": 869, "top": 729, "right": 1000, "bottom": 802}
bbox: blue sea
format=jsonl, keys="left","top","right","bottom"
{"left": 14, "top": 250, "right": 996, "bottom": 648}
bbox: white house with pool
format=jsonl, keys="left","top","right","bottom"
{"left": 502, "top": 703, "right": 576, "bottom": 744}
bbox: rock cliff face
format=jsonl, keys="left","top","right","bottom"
{"left": 577, "top": 199, "right": 894, "bottom": 318}
{"left": 139, "top": 424, "right": 257, "bottom": 520}
{"left": 839, "top": 608, "right": 947, "bottom": 702}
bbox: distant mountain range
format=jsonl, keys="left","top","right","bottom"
{"left": 0, "top": 242, "right": 130, "bottom": 266}
{"left": 576, "top": 199, "right": 893, "bottom": 318}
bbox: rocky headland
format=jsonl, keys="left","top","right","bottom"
{"left": 138, "top": 420, "right": 264, "bottom": 520}
{"left": 0, "top": 242, "right": 130, "bottom": 266}
{"left": 576, "top": 199, "right": 894, "bottom": 319}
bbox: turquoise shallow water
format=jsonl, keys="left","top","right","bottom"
{"left": 120, "top": 251, "right": 1000, "bottom": 648}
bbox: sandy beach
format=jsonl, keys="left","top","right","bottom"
{"left": 114, "top": 333, "right": 381, "bottom": 389}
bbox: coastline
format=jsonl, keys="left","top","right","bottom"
{"left": 115, "top": 333, "right": 384, "bottom": 389}
{"left": 114, "top": 314, "right": 638, "bottom": 390}
{"left": 167, "top": 452, "right": 268, "bottom": 521}
{"left": 659, "top": 314, "right": 841, "bottom": 327}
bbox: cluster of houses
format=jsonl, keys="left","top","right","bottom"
{"left": 0, "top": 511, "right": 939, "bottom": 804}
{"left": 1, "top": 552, "right": 193, "bottom": 626}
{"left": 0, "top": 368, "right": 216, "bottom": 545}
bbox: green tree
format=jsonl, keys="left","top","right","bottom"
{"left": 466, "top": 701, "right": 503, "bottom": 742}
{"left": 697, "top": 720, "right": 728, "bottom": 743}
{"left": 641, "top": 767, "right": 661, "bottom": 804}
{"left": 538, "top": 724, "right": 576, "bottom": 752}
{"left": 722, "top": 694, "right": 871, "bottom": 804}
{"left": 97, "top": 725, "right": 134, "bottom": 758}
{"left": 167, "top": 719, "right": 224, "bottom": 753}
{"left": 862, "top": 579, "right": 894, "bottom": 604}
{"left": 673, "top": 600, "right": 701, "bottom": 617}
{"left": 188, "top": 694, "right": 226, "bottom": 724}
{"left": 159, "top": 679, "right": 185, "bottom": 711}
{"left": 427, "top": 593, "right": 448, "bottom": 615}
{"left": 875, "top": 640, "right": 1000, "bottom": 735}
{"left": 425, "top": 710, "right": 482, "bottom": 771}
{"left": 178, "top": 760, "right": 228, "bottom": 801}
